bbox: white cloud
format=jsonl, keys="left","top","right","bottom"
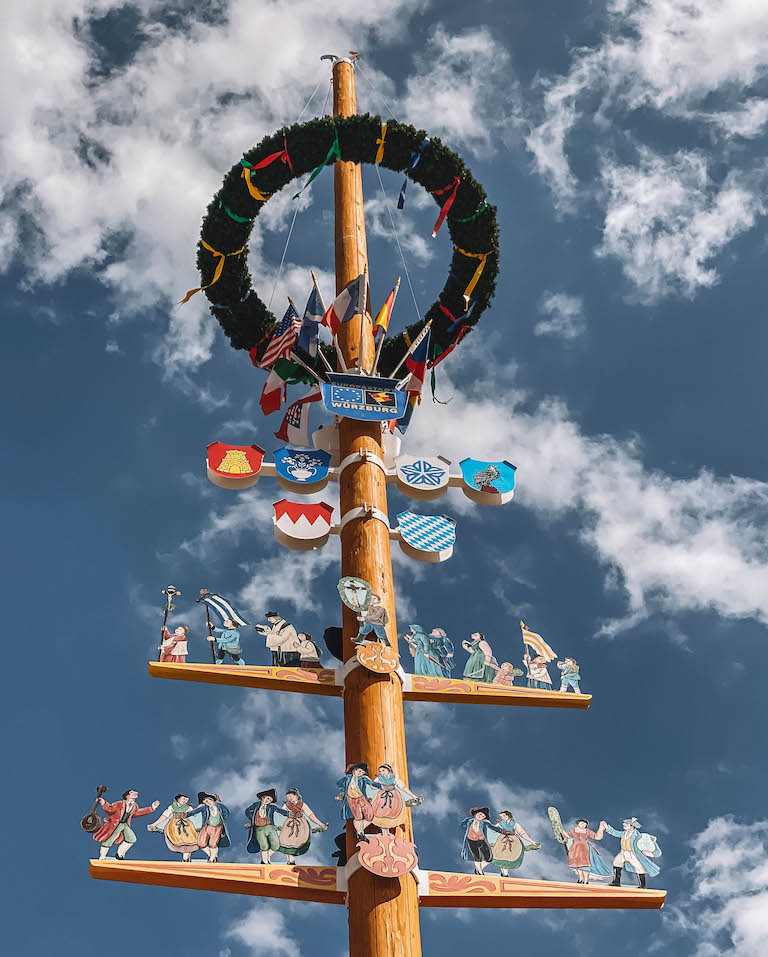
{"left": 597, "top": 149, "right": 764, "bottom": 301}
{"left": 225, "top": 903, "right": 300, "bottom": 957}
{"left": 405, "top": 345, "right": 768, "bottom": 634}
{"left": 534, "top": 291, "right": 585, "bottom": 339}
{"left": 525, "top": 0, "right": 768, "bottom": 297}
{"left": 670, "top": 815, "right": 768, "bottom": 957}
{"left": 403, "top": 26, "right": 522, "bottom": 152}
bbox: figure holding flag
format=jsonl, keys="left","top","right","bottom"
{"left": 520, "top": 621, "right": 557, "bottom": 690}
{"left": 198, "top": 590, "right": 249, "bottom": 666}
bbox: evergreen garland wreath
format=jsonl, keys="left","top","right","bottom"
{"left": 196, "top": 114, "right": 499, "bottom": 375}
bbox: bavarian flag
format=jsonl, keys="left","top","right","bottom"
{"left": 373, "top": 279, "right": 400, "bottom": 338}
{"left": 520, "top": 622, "right": 557, "bottom": 661}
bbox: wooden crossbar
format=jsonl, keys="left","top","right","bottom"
{"left": 148, "top": 662, "right": 591, "bottom": 710}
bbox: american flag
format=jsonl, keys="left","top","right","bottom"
{"left": 260, "top": 303, "right": 301, "bottom": 369}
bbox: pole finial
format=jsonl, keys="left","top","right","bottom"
{"left": 321, "top": 53, "right": 357, "bottom": 67}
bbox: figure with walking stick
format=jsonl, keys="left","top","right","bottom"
{"left": 158, "top": 585, "right": 181, "bottom": 661}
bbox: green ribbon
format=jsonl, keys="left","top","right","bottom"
{"left": 219, "top": 201, "right": 253, "bottom": 224}
{"left": 452, "top": 201, "right": 488, "bottom": 224}
{"left": 293, "top": 132, "right": 341, "bottom": 200}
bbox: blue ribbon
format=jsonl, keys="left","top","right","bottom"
{"left": 398, "top": 138, "right": 430, "bottom": 210}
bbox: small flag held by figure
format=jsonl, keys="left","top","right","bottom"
{"left": 297, "top": 274, "right": 326, "bottom": 356}
{"left": 259, "top": 302, "right": 301, "bottom": 369}
{"left": 198, "top": 591, "right": 249, "bottom": 627}
{"left": 321, "top": 275, "right": 363, "bottom": 337}
{"left": 520, "top": 622, "right": 557, "bottom": 662}
{"left": 274, "top": 385, "right": 322, "bottom": 447}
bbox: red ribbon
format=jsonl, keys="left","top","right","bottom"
{"left": 432, "top": 176, "right": 460, "bottom": 237}
{"left": 250, "top": 136, "right": 293, "bottom": 172}
{"left": 429, "top": 325, "right": 469, "bottom": 369}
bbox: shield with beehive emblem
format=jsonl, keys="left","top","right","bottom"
{"left": 206, "top": 442, "right": 265, "bottom": 489}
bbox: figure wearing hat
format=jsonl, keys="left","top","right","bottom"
{"left": 256, "top": 613, "right": 302, "bottom": 666}
{"left": 335, "top": 763, "right": 383, "bottom": 839}
{"left": 557, "top": 657, "right": 581, "bottom": 693}
{"left": 460, "top": 806, "right": 499, "bottom": 875}
{"left": 600, "top": 817, "right": 662, "bottom": 888}
{"left": 245, "top": 789, "right": 290, "bottom": 863}
{"left": 93, "top": 789, "right": 160, "bottom": 860}
{"left": 189, "top": 792, "right": 231, "bottom": 862}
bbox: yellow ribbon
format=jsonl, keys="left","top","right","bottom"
{"left": 375, "top": 122, "right": 387, "bottom": 164}
{"left": 241, "top": 166, "right": 272, "bottom": 202}
{"left": 179, "top": 240, "right": 246, "bottom": 304}
{"left": 455, "top": 246, "right": 490, "bottom": 306}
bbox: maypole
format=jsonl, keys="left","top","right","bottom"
{"left": 331, "top": 56, "right": 422, "bottom": 956}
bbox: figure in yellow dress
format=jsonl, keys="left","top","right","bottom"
{"left": 148, "top": 793, "right": 201, "bottom": 861}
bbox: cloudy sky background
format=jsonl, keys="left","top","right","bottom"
{"left": 3, "top": 1, "right": 768, "bottom": 955}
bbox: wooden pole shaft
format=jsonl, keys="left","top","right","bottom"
{"left": 331, "top": 58, "right": 423, "bottom": 957}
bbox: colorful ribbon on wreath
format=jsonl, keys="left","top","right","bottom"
{"left": 398, "top": 137, "right": 430, "bottom": 209}
{"left": 454, "top": 247, "right": 489, "bottom": 306}
{"left": 293, "top": 130, "right": 341, "bottom": 199}
{"left": 179, "top": 240, "right": 246, "bottom": 304}
{"left": 432, "top": 176, "right": 460, "bottom": 237}
{"left": 375, "top": 122, "right": 387, "bottom": 164}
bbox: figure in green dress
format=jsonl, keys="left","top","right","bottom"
{"left": 462, "top": 632, "right": 499, "bottom": 683}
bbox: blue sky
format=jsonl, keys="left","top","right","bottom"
{"left": 3, "top": 1, "right": 768, "bottom": 955}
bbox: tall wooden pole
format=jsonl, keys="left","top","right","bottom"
{"left": 332, "top": 58, "right": 423, "bottom": 957}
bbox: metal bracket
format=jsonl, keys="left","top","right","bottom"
{"left": 337, "top": 504, "right": 391, "bottom": 532}
{"left": 334, "top": 656, "right": 363, "bottom": 685}
{"left": 336, "top": 449, "right": 387, "bottom": 477}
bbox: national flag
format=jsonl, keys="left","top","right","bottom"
{"left": 273, "top": 385, "right": 322, "bottom": 447}
{"left": 394, "top": 391, "right": 420, "bottom": 434}
{"left": 403, "top": 328, "right": 431, "bottom": 394}
{"left": 373, "top": 279, "right": 400, "bottom": 339}
{"left": 259, "top": 357, "right": 313, "bottom": 416}
{"left": 297, "top": 276, "right": 326, "bottom": 356}
{"left": 428, "top": 326, "right": 470, "bottom": 370}
{"left": 520, "top": 622, "right": 557, "bottom": 662}
{"left": 200, "top": 592, "right": 248, "bottom": 627}
{"left": 321, "top": 275, "right": 363, "bottom": 337}
{"left": 260, "top": 302, "right": 301, "bottom": 369}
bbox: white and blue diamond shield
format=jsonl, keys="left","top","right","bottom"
{"left": 394, "top": 454, "right": 450, "bottom": 501}
{"left": 396, "top": 511, "right": 456, "bottom": 563}
{"left": 459, "top": 458, "right": 516, "bottom": 506}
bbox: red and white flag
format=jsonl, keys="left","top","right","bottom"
{"left": 321, "top": 275, "right": 363, "bottom": 337}
{"left": 273, "top": 385, "right": 322, "bottom": 446}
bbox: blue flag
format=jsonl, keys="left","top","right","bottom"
{"left": 297, "top": 278, "right": 326, "bottom": 356}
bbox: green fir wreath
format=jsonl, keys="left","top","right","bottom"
{"left": 193, "top": 113, "right": 499, "bottom": 375}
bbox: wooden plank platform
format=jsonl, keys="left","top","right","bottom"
{"left": 149, "top": 662, "right": 591, "bottom": 709}
{"left": 89, "top": 860, "right": 344, "bottom": 905}
{"left": 90, "top": 861, "right": 663, "bottom": 910}
{"left": 419, "top": 871, "right": 665, "bottom": 910}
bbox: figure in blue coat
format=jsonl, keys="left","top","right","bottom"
{"left": 208, "top": 617, "right": 245, "bottom": 665}
{"left": 404, "top": 625, "right": 442, "bottom": 677}
{"left": 188, "top": 792, "right": 231, "bottom": 862}
{"left": 429, "top": 628, "right": 454, "bottom": 677}
{"left": 601, "top": 817, "right": 662, "bottom": 888}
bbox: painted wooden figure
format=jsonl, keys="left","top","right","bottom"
{"left": 159, "top": 625, "right": 190, "bottom": 663}
{"left": 404, "top": 625, "right": 442, "bottom": 677}
{"left": 245, "top": 789, "right": 290, "bottom": 863}
{"left": 429, "top": 627, "right": 454, "bottom": 676}
{"left": 297, "top": 633, "right": 322, "bottom": 669}
{"left": 524, "top": 653, "right": 553, "bottom": 689}
{"left": 93, "top": 789, "right": 159, "bottom": 860}
{"left": 208, "top": 619, "right": 246, "bottom": 665}
{"left": 601, "top": 817, "right": 662, "bottom": 888}
{"left": 549, "top": 808, "right": 612, "bottom": 884}
{"left": 462, "top": 633, "right": 499, "bottom": 683}
{"left": 557, "top": 657, "right": 581, "bottom": 693}
{"left": 490, "top": 811, "right": 541, "bottom": 876}
{"left": 492, "top": 662, "right": 524, "bottom": 687}
{"left": 354, "top": 594, "right": 390, "bottom": 646}
{"left": 369, "top": 764, "right": 423, "bottom": 831}
{"left": 256, "top": 612, "right": 302, "bottom": 666}
{"left": 192, "top": 792, "right": 231, "bottom": 862}
{"left": 460, "top": 807, "right": 497, "bottom": 874}
{"left": 277, "top": 788, "right": 328, "bottom": 863}
{"left": 149, "top": 793, "right": 202, "bottom": 861}
{"left": 335, "top": 763, "right": 383, "bottom": 839}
